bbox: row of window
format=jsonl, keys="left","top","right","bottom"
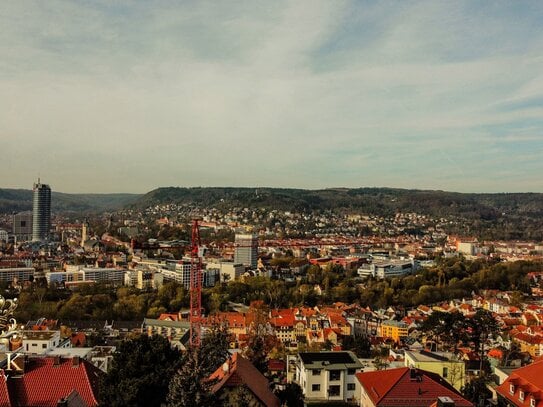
{"left": 311, "top": 384, "right": 355, "bottom": 393}
{"left": 510, "top": 384, "right": 537, "bottom": 407}
{"left": 311, "top": 368, "right": 357, "bottom": 377}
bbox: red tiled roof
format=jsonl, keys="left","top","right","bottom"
{"left": 355, "top": 367, "right": 473, "bottom": 407}
{"left": 0, "top": 371, "right": 12, "bottom": 407}
{"left": 7, "top": 357, "right": 102, "bottom": 406}
{"left": 209, "top": 353, "right": 280, "bottom": 407}
{"left": 497, "top": 359, "right": 543, "bottom": 407}
{"left": 514, "top": 333, "right": 543, "bottom": 345}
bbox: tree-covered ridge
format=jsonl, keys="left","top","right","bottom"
{"left": 136, "top": 186, "right": 543, "bottom": 218}
{"left": 135, "top": 187, "right": 543, "bottom": 240}
{"left": 0, "top": 188, "right": 141, "bottom": 213}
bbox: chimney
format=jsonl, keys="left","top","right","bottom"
{"left": 437, "top": 396, "right": 455, "bottom": 407}
{"left": 53, "top": 356, "right": 61, "bottom": 367}
{"left": 72, "top": 356, "right": 80, "bottom": 367}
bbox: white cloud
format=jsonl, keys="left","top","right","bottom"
{"left": 0, "top": 1, "right": 542, "bottom": 192}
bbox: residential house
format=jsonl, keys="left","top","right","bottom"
{"left": 294, "top": 351, "right": 363, "bottom": 403}
{"left": 209, "top": 352, "right": 280, "bottom": 407}
{"left": 1, "top": 355, "right": 102, "bottom": 406}
{"left": 496, "top": 359, "right": 543, "bottom": 407}
{"left": 404, "top": 350, "right": 465, "bottom": 391}
{"left": 355, "top": 367, "right": 473, "bottom": 407}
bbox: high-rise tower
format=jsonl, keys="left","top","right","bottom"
{"left": 32, "top": 179, "right": 51, "bottom": 242}
{"left": 234, "top": 233, "right": 258, "bottom": 269}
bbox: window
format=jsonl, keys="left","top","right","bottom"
{"left": 347, "top": 383, "right": 355, "bottom": 391}
{"left": 328, "top": 385, "right": 340, "bottom": 397}
{"left": 531, "top": 398, "right": 537, "bottom": 407}
{"left": 510, "top": 384, "right": 515, "bottom": 395}
{"left": 442, "top": 367, "right": 448, "bottom": 378}
{"left": 312, "top": 369, "right": 321, "bottom": 376}
{"left": 312, "top": 384, "right": 320, "bottom": 392}
{"left": 42, "top": 344, "right": 46, "bottom": 349}
{"left": 520, "top": 391, "right": 525, "bottom": 401}
{"left": 329, "top": 370, "right": 341, "bottom": 381}
{"left": 347, "top": 368, "right": 356, "bottom": 375}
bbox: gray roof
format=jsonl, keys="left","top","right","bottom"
{"left": 299, "top": 351, "right": 362, "bottom": 370}
{"left": 142, "top": 318, "right": 190, "bottom": 329}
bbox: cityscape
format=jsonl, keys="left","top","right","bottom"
{"left": 0, "top": 180, "right": 542, "bottom": 406}
{"left": 2, "top": 1, "right": 543, "bottom": 407}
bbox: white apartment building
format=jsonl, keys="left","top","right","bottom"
{"left": 206, "top": 260, "right": 244, "bottom": 282}
{"left": 161, "top": 261, "right": 219, "bottom": 289}
{"left": 295, "top": 351, "right": 363, "bottom": 403}
{"left": 0, "top": 267, "right": 34, "bottom": 283}
{"left": 21, "top": 330, "right": 69, "bottom": 355}
{"left": 357, "top": 259, "right": 417, "bottom": 279}
{"left": 46, "top": 266, "right": 124, "bottom": 285}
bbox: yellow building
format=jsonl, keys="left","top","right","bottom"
{"left": 380, "top": 320, "right": 408, "bottom": 343}
{"left": 404, "top": 350, "right": 465, "bottom": 391}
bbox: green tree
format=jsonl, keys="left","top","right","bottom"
{"left": 166, "top": 349, "right": 217, "bottom": 407}
{"left": 99, "top": 335, "right": 182, "bottom": 407}
{"left": 200, "top": 324, "right": 231, "bottom": 376}
{"left": 466, "top": 309, "right": 499, "bottom": 376}
{"left": 461, "top": 377, "right": 492, "bottom": 405}
{"left": 276, "top": 382, "right": 304, "bottom": 407}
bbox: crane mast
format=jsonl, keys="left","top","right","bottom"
{"left": 189, "top": 218, "right": 203, "bottom": 347}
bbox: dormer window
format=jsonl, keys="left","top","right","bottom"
{"left": 531, "top": 397, "right": 537, "bottom": 407}
{"left": 510, "top": 384, "right": 515, "bottom": 395}
{"left": 520, "top": 390, "right": 525, "bottom": 401}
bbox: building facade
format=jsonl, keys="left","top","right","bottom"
{"left": 32, "top": 180, "right": 51, "bottom": 242}
{"left": 234, "top": 234, "right": 258, "bottom": 269}
{"left": 295, "top": 351, "right": 363, "bottom": 403}
{"left": 12, "top": 211, "right": 33, "bottom": 242}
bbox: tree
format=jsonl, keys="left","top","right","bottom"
{"left": 276, "top": 382, "right": 304, "bottom": 407}
{"left": 200, "top": 324, "right": 231, "bottom": 377}
{"left": 421, "top": 311, "right": 467, "bottom": 351}
{"left": 343, "top": 335, "right": 372, "bottom": 358}
{"left": 166, "top": 325, "right": 230, "bottom": 406}
{"left": 99, "top": 335, "right": 182, "bottom": 407}
{"left": 166, "top": 349, "right": 217, "bottom": 407}
{"left": 224, "top": 384, "right": 252, "bottom": 407}
{"left": 462, "top": 377, "right": 492, "bottom": 406}
{"left": 466, "top": 309, "right": 499, "bottom": 376}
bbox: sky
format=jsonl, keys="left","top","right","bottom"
{"left": 1, "top": 1, "right": 543, "bottom": 194}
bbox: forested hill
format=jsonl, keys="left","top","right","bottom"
{"left": 136, "top": 187, "right": 543, "bottom": 219}
{"left": 0, "top": 189, "right": 141, "bottom": 213}
{"left": 135, "top": 187, "right": 543, "bottom": 240}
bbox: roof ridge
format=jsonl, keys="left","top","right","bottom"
{"left": 377, "top": 367, "right": 410, "bottom": 403}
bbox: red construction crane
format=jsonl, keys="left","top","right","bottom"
{"left": 189, "top": 218, "right": 203, "bottom": 347}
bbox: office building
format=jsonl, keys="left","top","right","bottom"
{"left": 32, "top": 180, "right": 51, "bottom": 242}
{"left": 234, "top": 234, "right": 258, "bottom": 268}
{"left": 12, "top": 211, "right": 33, "bottom": 242}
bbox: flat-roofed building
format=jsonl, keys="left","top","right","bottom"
{"left": 0, "top": 267, "right": 34, "bottom": 283}
{"left": 358, "top": 259, "right": 417, "bottom": 279}
{"left": 21, "top": 330, "right": 69, "bottom": 354}
{"left": 404, "top": 350, "right": 465, "bottom": 391}
{"left": 380, "top": 320, "right": 409, "bottom": 343}
{"left": 12, "top": 211, "right": 33, "bottom": 242}
{"left": 295, "top": 351, "right": 363, "bottom": 403}
{"left": 234, "top": 234, "right": 258, "bottom": 269}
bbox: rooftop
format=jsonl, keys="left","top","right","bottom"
{"left": 299, "top": 351, "right": 362, "bottom": 369}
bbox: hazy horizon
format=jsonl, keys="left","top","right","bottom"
{"left": 2, "top": 183, "right": 543, "bottom": 196}
{"left": 2, "top": 1, "right": 543, "bottom": 193}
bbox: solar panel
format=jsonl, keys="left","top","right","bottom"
{"left": 299, "top": 352, "right": 356, "bottom": 365}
